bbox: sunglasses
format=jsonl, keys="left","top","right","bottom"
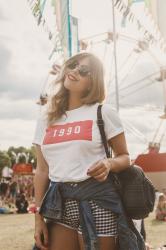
{"left": 67, "top": 62, "right": 91, "bottom": 77}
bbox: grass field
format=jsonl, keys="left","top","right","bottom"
{"left": 0, "top": 212, "right": 165, "bottom": 250}
{"left": 145, "top": 212, "right": 166, "bottom": 249}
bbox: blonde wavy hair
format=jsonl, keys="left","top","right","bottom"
{"left": 47, "top": 52, "right": 105, "bottom": 125}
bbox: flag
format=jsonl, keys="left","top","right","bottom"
{"left": 53, "top": 0, "right": 79, "bottom": 58}
{"left": 131, "top": 0, "right": 150, "bottom": 6}
{"left": 70, "top": 16, "right": 79, "bottom": 55}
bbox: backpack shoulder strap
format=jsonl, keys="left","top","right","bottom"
{"left": 97, "top": 104, "right": 111, "bottom": 158}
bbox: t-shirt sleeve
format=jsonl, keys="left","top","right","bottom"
{"left": 32, "top": 115, "right": 47, "bottom": 146}
{"left": 102, "top": 104, "right": 124, "bottom": 140}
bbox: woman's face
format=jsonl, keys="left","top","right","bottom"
{"left": 63, "top": 57, "right": 92, "bottom": 96}
{"left": 159, "top": 196, "right": 166, "bottom": 202}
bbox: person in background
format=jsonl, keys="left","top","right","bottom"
{"left": 15, "top": 193, "right": 29, "bottom": 213}
{"left": 162, "top": 188, "right": 166, "bottom": 198}
{"left": 155, "top": 193, "right": 166, "bottom": 221}
{"left": 9, "top": 179, "right": 18, "bottom": 202}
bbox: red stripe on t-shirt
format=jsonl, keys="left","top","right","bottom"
{"left": 43, "top": 120, "right": 93, "bottom": 145}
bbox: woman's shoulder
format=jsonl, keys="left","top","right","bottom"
{"left": 101, "top": 103, "right": 120, "bottom": 119}
{"left": 34, "top": 110, "right": 48, "bottom": 133}
{"left": 93, "top": 102, "right": 117, "bottom": 113}
{"left": 37, "top": 109, "right": 48, "bottom": 124}
{"left": 102, "top": 103, "right": 117, "bottom": 112}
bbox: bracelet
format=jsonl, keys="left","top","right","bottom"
{"left": 34, "top": 206, "right": 41, "bottom": 213}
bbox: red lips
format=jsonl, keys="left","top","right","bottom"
{"left": 67, "top": 73, "right": 79, "bottom": 81}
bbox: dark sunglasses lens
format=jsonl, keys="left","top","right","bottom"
{"left": 67, "top": 61, "right": 78, "bottom": 70}
{"left": 79, "top": 66, "right": 90, "bottom": 77}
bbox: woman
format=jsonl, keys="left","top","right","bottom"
{"left": 33, "top": 52, "right": 140, "bottom": 250}
{"left": 155, "top": 193, "right": 166, "bottom": 221}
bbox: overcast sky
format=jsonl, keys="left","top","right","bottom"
{"left": 0, "top": 0, "right": 166, "bottom": 158}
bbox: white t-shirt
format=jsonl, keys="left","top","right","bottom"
{"left": 2, "top": 166, "right": 13, "bottom": 178}
{"left": 33, "top": 103, "right": 124, "bottom": 182}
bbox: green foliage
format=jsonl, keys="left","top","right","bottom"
{"left": 7, "top": 146, "right": 36, "bottom": 167}
{"left": 0, "top": 151, "right": 11, "bottom": 176}
{"left": 8, "top": 146, "right": 27, "bottom": 164}
{"left": 0, "top": 146, "right": 37, "bottom": 176}
{"left": 26, "top": 146, "right": 37, "bottom": 168}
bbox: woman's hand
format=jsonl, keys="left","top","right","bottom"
{"left": 87, "top": 159, "right": 112, "bottom": 182}
{"left": 34, "top": 214, "right": 49, "bottom": 250}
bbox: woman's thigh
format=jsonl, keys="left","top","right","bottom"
{"left": 78, "top": 234, "right": 118, "bottom": 250}
{"left": 77, "top": 200, "right": 118, "bottom": 250}
{"left": 48, "top": 223, "right": 80, "bottom": 250}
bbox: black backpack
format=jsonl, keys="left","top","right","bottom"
{"left": 97, "top": 105, "right": 155, "bottom": 219}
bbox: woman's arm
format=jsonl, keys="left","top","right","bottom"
{"left": 34, "top": 145, "right": 50, "bottom": 210}
{"left": 107, "top": 132, "right": 130, "bottom": 173}
{"left": 87, "top": 132, "right": 130, "bottom": 181}
{"left": 34, "top": 145, "right": 50, "bottom": 250}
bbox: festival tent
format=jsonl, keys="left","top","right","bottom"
{"left": 134, "top": 146, "right": 166, "bottom": 191}
{"left": 12, "top": 163, "right": 33, "bottom": 175}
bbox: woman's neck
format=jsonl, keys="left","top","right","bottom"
{"left": 67, "top": 94, "right": 83, "bottom": 111}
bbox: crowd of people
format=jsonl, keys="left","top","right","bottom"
{"left": 0, "top": 177, "right": 166, "bottom": 249}
{"left": 0, "top": 174, "right": 166, "bottom": 220}
{"left": 0, "top": 175, "right": 35, "bottom": 214}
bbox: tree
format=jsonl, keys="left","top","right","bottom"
{"left": 7, "top": 146, "right": 37, "bottom": 168}
{"left": 8, "top": 146, "right": 28, "bottom": 164}
{"left": 26, "top": 146, "right": 37, "bottom": 169}
{"left": 0, "top": 151, "right": 11, "bottom": 177}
